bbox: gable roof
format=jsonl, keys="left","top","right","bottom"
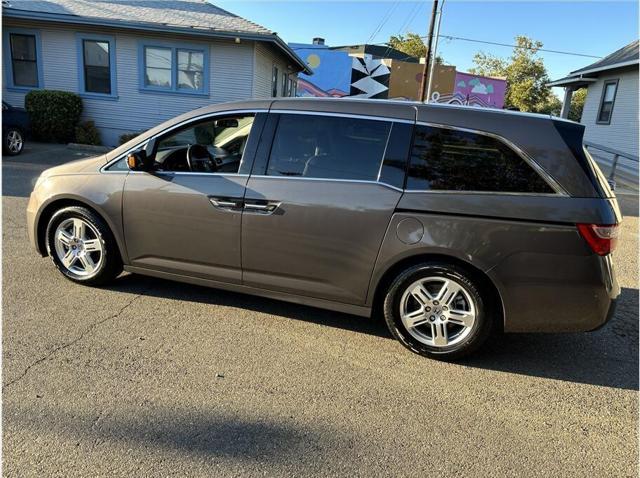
{"left": 2, "top": 0, "right": 311, "bottom": 73}
{"left": 548, "top": 40, "right": 638, "bottom": 87}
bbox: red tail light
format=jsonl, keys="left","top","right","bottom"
{"left": 577, "top": 223, "right": 619, "bottom": 255}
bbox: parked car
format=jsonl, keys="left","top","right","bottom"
{"left": 26, "top": 98, "right": 621, "bottom": 359}
{"left": 2, "top": 100, "right": 29, "bottom": 156}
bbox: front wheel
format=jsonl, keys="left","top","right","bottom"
{"left": 383, "top": 263, "right": 494, "bottom": 360}
{"left": 45, "top": 206, "right": 123, "bottom": 286}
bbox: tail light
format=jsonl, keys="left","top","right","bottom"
{"left": 577, "top": 223, "right": 619, "bottom": 255}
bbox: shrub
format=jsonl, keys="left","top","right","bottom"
{"left": 75, "top": 120, "right": 102, "bottom": 146}
{"left": 25, "top": 90, "right": 83, "bottom": 143}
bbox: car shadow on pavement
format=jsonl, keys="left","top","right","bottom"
{"left": 106, "top": 275, "right": 639, "bottom": 391}
{"left": 7, "top": 404, "right": 344, "bottom": 465}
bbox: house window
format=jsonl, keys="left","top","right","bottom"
{"left": 5, "top": 29, "right": 42, "bottom": 88}
{"left": 77, "top": 34, "right": 116, "bottom": 97}
{"left": 272, "top": 65, "right": 279, "bottom": 97}
{"left": 281, "top": 72, "right": 288, "bottom": 96}
{"left": 140, "top": 42, "right": 208, "bottom": 95}
{"left": 597, "top": 80, "right": 618, "bottom": 124}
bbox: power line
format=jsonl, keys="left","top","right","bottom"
{"left": 438, "top": 35, "right": 602, "bottom": 58}
{"left": 291, "top": 35, "right": 602, "bottom": 60}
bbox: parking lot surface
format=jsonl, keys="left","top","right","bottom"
{"left": 3, "top": 145, "right": 638, "bottom": 477}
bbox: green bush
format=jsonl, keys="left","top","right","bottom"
{"left": 118, "top": 131, "right": 144, "bottom": 145}
{"left": 25, "top": 90, "right": 83, "bottom": 143}
{"left": 75, "top": 120, "right": 102, "bottom": 146}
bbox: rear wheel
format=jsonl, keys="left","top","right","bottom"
{"left": 4, "top": 128, "right": 24, "bottom": 155}
{"left": 383, "top": 262, "right": 494, "bottom": 360}
{"left": 45, "top": 206, "right": 122, "bottom": 286}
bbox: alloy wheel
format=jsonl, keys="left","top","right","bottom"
{"left": 53, "top": 218, "right": 104, "bottom": 277}
{"left": 6, "top": 130, "right": 23, "bottom": 154}
{"left": 399, "top": 276, "right": 477, "bottom": 348}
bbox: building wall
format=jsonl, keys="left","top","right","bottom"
{"left": 581, "top": 66, "right": 639, "bottom": 158}
{"left": 3, "top": 18, "right": 292, "bottom": 146}
{"left": 253, "top": 42, "right": 290, "bottom": 98}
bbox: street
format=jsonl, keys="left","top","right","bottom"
{"left": 2, "top": 144, "right": 638, "bottom": 477}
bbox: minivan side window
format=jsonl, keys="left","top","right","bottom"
{"left": 406, "top": 125, "right": 554, "bottom": 193}
{"left": 267, "top": 114, "right": 391, "bottom": 181}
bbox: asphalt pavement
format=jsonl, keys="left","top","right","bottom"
{"left": 2, "top": 144, "right": 638, "bottom": 477}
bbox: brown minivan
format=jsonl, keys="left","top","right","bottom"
{"left": 27, "top": 98, "right": 621, "bottom": 359}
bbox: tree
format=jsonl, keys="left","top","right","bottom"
{"left": 387, "top": 33, "right": 443, "bottom": 63}
{"left": 568, "top": 88, "right": 587, "bottom": 121}
{"left": 469, "top": 36, "right": 558, "bottom": 113}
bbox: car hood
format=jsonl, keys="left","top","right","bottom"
{"left": 41, "top": 154, "right": 109, "bottom": 177}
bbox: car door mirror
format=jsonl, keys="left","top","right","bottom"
{"left": 127, "top": 149, "right": 151, "bottom": 171}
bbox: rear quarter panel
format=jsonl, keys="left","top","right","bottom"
{"left": 369, "top": 192, "right": 619, "bottom": 332}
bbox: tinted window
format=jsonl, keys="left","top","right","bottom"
{"left": 267, "top": 114, "right": 391, "bottom": 180}
{"left": 406, "top": 125, "right": 554, "bottom": 193}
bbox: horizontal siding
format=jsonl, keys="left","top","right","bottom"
{"left": 253, "top": 42, "right": 289, "bottom": 98}
{"left": 2, "top": 19, "right": 269, "bottom": 145}
{"left": 581, "top": 67, "right": 639, "bottom": 158}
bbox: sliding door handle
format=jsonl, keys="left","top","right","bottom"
{"left": 244, "top": 201, "right": 280, "bottom": 214}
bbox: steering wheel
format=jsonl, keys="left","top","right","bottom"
{"left": 186, "top": 144, "right": 216, "bottom": 172}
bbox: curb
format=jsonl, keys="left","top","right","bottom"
{"left": 67, "top": 143, "right": 110, "bottom": 153}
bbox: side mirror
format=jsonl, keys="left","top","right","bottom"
{"left": 127, "top": 149, "right": 150, "bottom": 171}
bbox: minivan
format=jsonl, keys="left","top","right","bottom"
{"left": 27, "top": 98, "right": 621, "bottom": 359}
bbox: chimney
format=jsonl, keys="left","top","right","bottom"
{"left": 312, "top": 37, "right": 325, "bottom": 45}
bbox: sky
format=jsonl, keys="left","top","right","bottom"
{"left": 216, "top": 0, "right": 639, "bottom": 97}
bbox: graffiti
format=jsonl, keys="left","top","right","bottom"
{"left": 450, "top": 72, "right": 506, "bottom": 108}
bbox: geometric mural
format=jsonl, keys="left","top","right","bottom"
{"left": 350, "top": 54, "right": 390, "bottom": 99}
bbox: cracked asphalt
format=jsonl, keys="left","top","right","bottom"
{"left": 3, "top": 144, "right": 639, "bottom": 477}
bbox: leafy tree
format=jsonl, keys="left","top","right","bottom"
{"left": 469, "top": 36, "right": 558, "bottom": 113}
{"left": 387, "top": 33, "right": 443, "bottom": 63}
{"left": 568, "top": 88, "right": 587, "bottom": 121}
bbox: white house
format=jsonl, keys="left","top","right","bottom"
{"left": 2, "top": 0, "right": 310, "bottom": 145}
{"left": 549, "top": 40, "right": 638, "bottom": 184}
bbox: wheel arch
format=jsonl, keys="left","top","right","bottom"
{"left": 370, "top": 253, "right": 505, "bottom": 332}
{"left": 36, "top": 197, "right": 126, "bottom": 263}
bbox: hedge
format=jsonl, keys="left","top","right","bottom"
{"left": 25, "top": 90, "right": 83, "bottom": 143}
{"left": 75, "top": 120, "right": 102, "bottom": 146}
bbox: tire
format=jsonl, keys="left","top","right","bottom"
{"left": 383, "top": 262, "right": 494, "bottom": 360}
{"left": 45, "top": 206, "right": 123, "bottom": 286}
{"left": 4, "top": 127, "right": 24, "bottom": 156}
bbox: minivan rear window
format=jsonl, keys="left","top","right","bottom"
{"left": 406, "top": 125, "right": 554, "bottom": 193}
{"left": 267, "top": 114, "right": 391, "bottom": 181}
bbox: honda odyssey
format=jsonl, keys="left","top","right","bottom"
{"left": 27, "top": 98, "right": 621, "bottom": 359}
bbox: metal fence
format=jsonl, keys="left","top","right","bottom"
{"left": 584, "top": 141, "right": 639, "bottom": 191}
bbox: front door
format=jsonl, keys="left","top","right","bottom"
{"left": 241, "top": 112, "right": 413, "bottom": 304}
{"left": 123, "top": 112, "right": 265, "bottom": 283}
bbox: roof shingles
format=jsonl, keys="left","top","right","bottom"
{"left": 3, "top": 0, "right": 273, "bottom": 35}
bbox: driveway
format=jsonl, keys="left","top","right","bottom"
{"left": 3, "top": 144, "right": 638, "bottom": 477}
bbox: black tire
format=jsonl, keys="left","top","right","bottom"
{"left": 45, "top": 206, "right": 123, "bottom": 286}
{"left": 3, "top": 127, "right": 24, "bottom": 156}
{"left": 383, "top": 262, "right": 494, "bottom": 360}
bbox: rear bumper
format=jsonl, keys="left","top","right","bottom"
{"left": 491, "top": 252, "right": 620, "bottom": 333}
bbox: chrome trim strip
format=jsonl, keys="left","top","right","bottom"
{"left": 248, "top": 174, "right": 404, "bottom": 192}
{"left": 100, "top": 109, "right": 268, "bottom": 172}
{"left": 270, "top": 109, "right": 415, "bottom": 124}
{"left": 377, "top": 123, "right": 394, "bottom": 182}
{"left": 402, "top": 190, "right": 563, "bottom": 197}
{"left": 415, "top": 121, "right": 569, "bottom": 196}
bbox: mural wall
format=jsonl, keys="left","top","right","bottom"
{"left": 291, "top": 42, "right": 507, "bottom": 108}
{"left": 431, "top": 72, "right": 506, "bottom": 108}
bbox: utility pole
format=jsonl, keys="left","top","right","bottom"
{"left": 419, "top": 0, "right": 439, "bottom": 102}
{"left": 426, "top": 0, "right": 444, "bottom": 102}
